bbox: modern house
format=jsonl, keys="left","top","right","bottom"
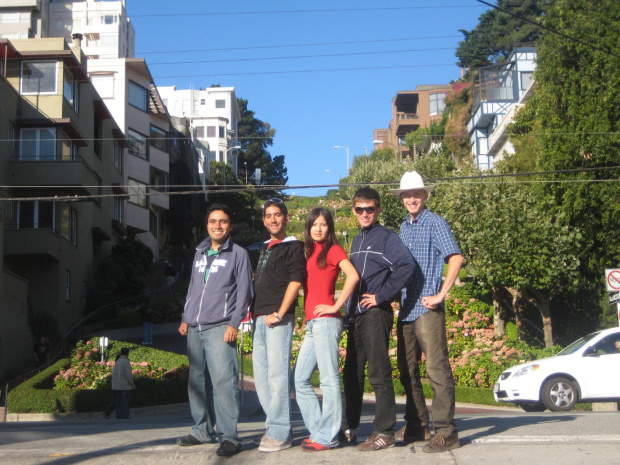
{"left": 374, "top": 84, "right": 451, "bottom": 160}
{"left": 157, "top": 86, "right": 240, "bottom": 185}
{"left": 0, "top": 36, "right": 127, "bottom": 380}
{"left": 467, "top": 45, "right": 537, "bottom": 169}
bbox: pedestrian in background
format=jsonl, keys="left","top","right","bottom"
{"left": 140, "top": 298, "right": 154, "bottom": 345}
{"left": 294, "top": 207, "right": 359, "bottom": 452}
{"left": 111, "top": 347, "right": 134, "bottom": 419}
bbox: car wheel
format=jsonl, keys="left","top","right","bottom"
{"left": 518, "top": 402, "right": 546, "bottom": 412}
{"left": 541, "top": 377, "right": 578, "bottom": 412}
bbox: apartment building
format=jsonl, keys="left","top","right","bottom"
{"left": 467, "top": 45, "right": 537, "bottom": 169}
{"left": 0, "top": 36, "right": 127, "bottom": 380}
{"left": 157, "top": 86, "right": 240, "bottom": 184}
{"left": 0, "top": 0, "right": 134, "bottom": 60}
{"left": 88, "top": 58, "right": 171, "bottom": 259}
{"left": 373, "top": 84, "right": 451, "bottom": 160}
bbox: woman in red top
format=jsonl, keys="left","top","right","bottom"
{"left": 294, "top": 207, "right": 359, "bottom": 451}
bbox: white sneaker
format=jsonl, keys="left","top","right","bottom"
{"left": 258, "top": 437, "right": 292, "bottom": 452}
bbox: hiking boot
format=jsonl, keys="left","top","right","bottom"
{"left": 258, "top": 437, "right": 292, "bottom": 452}
{"left": 216, "top": 440, "right": 241, "bottom": 457}
{"left": 356, "top": 433, "right": 395, "bottom": 452}
{"left": 337, "top": 428, "right": 357, "bottom": 444}
{"left": 394, "top": 425, "right": 431, "bottom": 442}
{"left": 301, "top": 440, "right": 333, "bottom": 452}
{"left": 422, "top": 433, "right": 460, "bottom": 453}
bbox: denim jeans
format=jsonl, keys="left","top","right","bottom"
{"left": 115, "top": 390, "right": 131, "bottom": 419}
{"left": 187, "top": 325, "right": 241, "bottom": 445}
{"left": 142, "top": 322, "right": 153, "bottom": 344}
{"left": 342, "top": 308, "right": 395, "bottom": 436}
{"left": 252, "top": 314, "right": 294, "bottom": 441}
{"left": 294, "top": 317, "right": 343, "bottom": 446}
{"left": 397, "top": 310, "right": 457, "bottom": 436}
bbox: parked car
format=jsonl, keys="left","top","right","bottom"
{"left": 494, "top": 327, "right": 620, "bottom": 412}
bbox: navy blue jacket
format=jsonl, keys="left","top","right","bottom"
{"left": 346, "top": 222, "right": 416, "bottom": 321}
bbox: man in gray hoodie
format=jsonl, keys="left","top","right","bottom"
{"left": 177, "top": 204, "right": 254, "bottom": 457}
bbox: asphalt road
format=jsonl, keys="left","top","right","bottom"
{"left": 2, "top": 394, "right": 620, "bottom": 465}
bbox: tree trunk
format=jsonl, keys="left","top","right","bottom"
{"left": 528, "top": 289, "right": 554, "bottom": 348}
{"left": 492, "top": 286, "right": 506, "bottom": 338}
{"left": 506, "top": 287, "right": 527, "bottom": 341}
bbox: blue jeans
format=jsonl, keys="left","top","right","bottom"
{"left": 142, "top": 322, "right": 153, "bottom": 344}
{"left": 187, "top": 325, "right": 241, "bottom": 445}
{"left": 294, "top": 317, "right": 343, "bottom": 446}
{"left": 252, "top": 314, "right": 294, "bottom": 441}
{"left": 115, "top": 390, "right": 131, "bottom": 419}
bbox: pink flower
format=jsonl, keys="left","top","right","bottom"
{"left": 140, "top": 362, "right": 149, "bottom": 367}
{"left": 84, "top": 351, "right": 91, "bottom": 357}
{"left": 86, "top": 341, "right": 92, "bottom": 345}
{"left": 75, "top": 354, "right": 82, "bottom": 360}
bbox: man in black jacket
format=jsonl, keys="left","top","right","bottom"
{"left": 340, "top": 187, "right": 415, "bottom": 452}
{"left": 252, "top": 199, "right": 306, "bottom": 453}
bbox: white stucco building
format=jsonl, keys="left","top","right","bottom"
{"left": 157, "top": 86, "right": 240, "bottom": 184}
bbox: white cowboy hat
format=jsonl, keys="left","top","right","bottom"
{"left": 388, "top": 171, "right": 435, "bottom": 196}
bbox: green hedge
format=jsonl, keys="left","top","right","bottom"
{"left": 8, "top": 357, "right": 189, "bottom": 414}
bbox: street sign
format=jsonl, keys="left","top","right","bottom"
{"left": 609, "top": 291, "right": 620, "bottom": 305}
{"left": 605, "top": 268, "right": 620, "bottom": 292}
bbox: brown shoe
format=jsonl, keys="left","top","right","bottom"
{"left": 422, "top": 433, "right": 460, "bottom": 453}
{"left": 394, "top": 425, "right": 431, "bottom": 443}
{"left": 356, "top": 434, "right": 395, "bottom": 452}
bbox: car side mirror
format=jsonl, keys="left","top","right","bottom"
{"left": 582, "top": 346, "right": 598, "bottom": 357}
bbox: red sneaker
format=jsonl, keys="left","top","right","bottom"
{"left": 301, "top": 440, "right": 332, "bottom": 452}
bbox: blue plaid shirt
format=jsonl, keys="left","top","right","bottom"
{"left": 399, "top": 208, "right": 461, "bottom": 322}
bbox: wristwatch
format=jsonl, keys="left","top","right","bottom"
{"left": 272, "top": 312, "right": 282, "bottom": 321}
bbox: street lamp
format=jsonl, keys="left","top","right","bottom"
{"left": 244, "top": 161, "right": 248, "bottom": 184}
{"left": 333, "top": 145, "right": 349, "bottom": 174}
{"left": 324, "top": 169, "right": 342, "bottom": 180}
{"left": 373, "top": 138, "right": 401, "bottom": 159}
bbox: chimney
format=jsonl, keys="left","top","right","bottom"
{"left": 72, "top": 33, "right": 83, "bottom": 49}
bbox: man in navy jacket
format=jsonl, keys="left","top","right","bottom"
{"left": 341, "top": 187, "right": 415, "bottom": 452}
{"left": 177, "top": 204, "right": 253, "bottom": 457}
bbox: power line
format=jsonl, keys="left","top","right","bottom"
{"left": 130, "top": 5, "right": 484, "bottom": 19}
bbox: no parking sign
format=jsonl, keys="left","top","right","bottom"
{"left": 606, "top": 269, "right": 620, "bottom": 327}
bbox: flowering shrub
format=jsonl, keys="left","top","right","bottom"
{"left": 53, "top": 338, "right": 189, "bottom": 391}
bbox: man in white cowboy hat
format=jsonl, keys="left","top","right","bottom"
{"left": 389, "top": 171, "right": 463, "bottom": 453}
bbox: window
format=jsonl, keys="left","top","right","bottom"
{"left": 195, "top": 126, "right": 204, "bottom": 138}
{"left": 54, "top": 18, "right": 72, "bottom": 32}
{"left": 429, "top": 93, "right": 447, "bottom": 116}
{"left": 150, "top": 167, "right": 168, "bottom": 191}
{"left": 128, "top": 178, "right": 147, "bottom": 207}
{"left": 149, "top": 125, "right": 167, "bottom": 152}
{"left": 127, "top": 128, "right": 148, "bottom": 159}
{"left": 101, "top": 15, "right": 118, "bottom": 25}
{"left": 20, "top": 128, "right": 56, "bottom": 161}
{"left": 521, "top": 72, "right": 534, "bottom": 91}
{"left": 61, "top": 135, "right": 79, "bottom": 161}
{"left": 218, "top": 126, "right": 225, "bottom": 138}
{"left": 200, "top": 99, "right": 205, "bottom": 105}
{"left": 128, "top": 81, "right": 148, "bottom": 112}
{"left": 113, "top": 142, "right": 122, "bottom": 173}
{"left": 149, "top": 210, "right": 157, "bottom": 237}
{"left": 1, "top": 12, "right": 30, "bottom": 23}
{"left": 63, "top": 69, "right": 79, "bottom": 111}
{"left": 90, "top": 74, "right": 114, "bottom": 98}
{"left": 17, "top": 201, "right": 55, "bottom": 229}
{"left": 215, "top": 99, "right": 225, "bottom": 109}
{"left": 113, "top": 196, "right": 123, "bottom": 222}
{"left": 207, "top": 126, "right": 216, "bottom": 138}
{"left": 21, "top": 61, "right": 58, "bottom": 95}
{"left": 64, "top": 270, "right": 71, "bottom": 301}
{"left": 59, "top": 202, "right": 78, "bottom": 245}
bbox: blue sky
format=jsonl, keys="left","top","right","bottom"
{"left": 127, "top": 1, "right": 487, "bottom": 196}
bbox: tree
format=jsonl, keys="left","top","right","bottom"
{"left": 236, "top": 98, "right": 288, "bottom": 188}
{"left": 532, "top": 0, "right": 620, "bottom": 317}
{"left": 456, "top": 0, "right": 546, "bottom": 70}
{"left": 207, "top": 161, "right": 253, "bottom": 218}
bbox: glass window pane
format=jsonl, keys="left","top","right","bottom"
{"left": 128, "top": 81, "right": 147, "bottom": 111}
{"left": 22, "top": 62, "right": 57, "bottom": 94}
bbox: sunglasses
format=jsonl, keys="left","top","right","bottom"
{"left": 354, "top": 206, "right": 376, "bottom": 215}
{"left": 262, "top": 198, "right": 284, "bottom": 209}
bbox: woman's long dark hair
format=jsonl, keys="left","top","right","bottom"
{"left": 304, "top": 207, "right": 339, "bottom": 269}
